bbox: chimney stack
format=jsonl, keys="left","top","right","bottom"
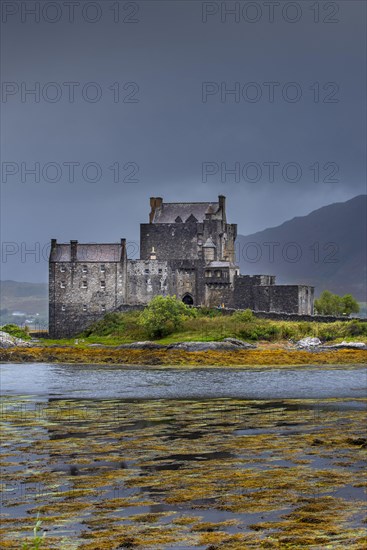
{"left": 218, "top": 195, "right": 226, "bottom": 221}
{"left": 149, "top": 197, "right": 163, "bottom": 223}
{"left": 70, "top": 240, "right": 78, "bottom": 262}
{"left": 120, "top": 238, "right": 126, "bottom": 261}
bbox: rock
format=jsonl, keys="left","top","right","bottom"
{"left": 167, "top": 340, "right": 256, "bottom": 351}
{"left": 296, "top": 337, "right": 322, "bottom": 349}
{"left": 0, "top": 330, "right": 32, "bottom": 348}
{"left": 223, "top": 338, "right": 256, "bottom": 348}
{"left": 322, "top": 341, "right": 367, "bottom": 350}
{"left": 117, "top": 341, "right": 165, "bottom": 350}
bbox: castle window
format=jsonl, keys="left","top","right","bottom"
{"left": 82, "top": 265, "right": 88, "bottom": 273}
{"left": 61, "top": 305, "right": 66, "bottom": 312}
{"left": 60, "top": 266, "right": 66, "bottom": 273}
{"left": 82, "top": 280, "right": 88, "bottom": 289}
{"left": 144, "top": 268, "right": 149, "bottom": 274}
{"left": 215, "top": 270, "right": 221, "bottom": 278}
{"left": 100, "top": 281, "right": 106, "bottom": 289}
{"left": 158, "top": 268, "right": 162, "bottom": 274}
{"left": 205, "top": 271, "right": 212, "bottom": 278}
{"left": 60, "top": 281, "right": 66, "bottom": 288}
{"left": 101, "top": 304, "right": 106, "bottom": 312}
{"left": 83, "top": 304, "right": 87, "bottom": 311}
{"left": 100, "top": 264, "right": 105, "bottom": 273}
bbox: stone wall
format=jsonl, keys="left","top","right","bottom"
{"left": 140, "top": 222, "right": 199, "bottom": 261}
{"left": 49, "top": 254, "right": 127, "bottom": 338}
{"left": 127, "top": 260, "right": 170, "bottom": 304}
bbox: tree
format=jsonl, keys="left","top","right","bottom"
{"left": 314, "top": 290, "right": 360, "bottom": 316}
{"left": 138, "top": 295, "right": 196, "bottom": 338}
{"left": 341, "top": 294, "right": 360, "bottom": 316}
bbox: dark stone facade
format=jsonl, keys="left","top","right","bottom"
{"left": 49, "top": 196, "right": 314, "bottom": 337}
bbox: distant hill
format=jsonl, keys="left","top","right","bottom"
{"left": 237, "top": 195, "right": 367, "bottom": 300}
{"left": 0, "top": 280, "right": 48, "bottom": 325}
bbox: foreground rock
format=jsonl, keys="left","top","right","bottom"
{"left": 108, "top": 339, "right": 257, "bottom": 352}
{"left": 296, "top": 337, "right": 322, "bottom": 349}
{"left": 296, "top": 337, "right": 367, "bottom": 351}
{"left": 167, "top": 339, "right": 256, "bottom": 351}
{"left": 321, "top": 341, "right": 367, "bottom": 350}
{"left": 116, "top": 341, "right": 166, "bottom": 350}
{"left": 0, "top": 330, "right": 32, "bottom": 348}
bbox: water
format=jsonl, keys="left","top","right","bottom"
{"left": 1, "top": 363, "right": 366, "bottom": 547}
{"left": 1, "top": 362, "right": 366, "bottom": 399}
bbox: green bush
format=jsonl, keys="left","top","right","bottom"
{"left": 82, "top": 312, "right": 125, "bottom": 337}
{"left": 232, "top": 309, "right": 254, "bottom": 322}
{"left": 138, "top": 295, "right": 197, "bottom": 338}
{"left": 342, "top": 320, "right": 367, "bottom": 338}
{"left": 197, "top": 307, "right": 224, "bottom": 318}
{"left": 237, "top": 322, "right": 281, "bottom": 341}
{"left": 1, "top": 323, "right": 31, "bottom": 340}
{"left": 314, "top": 290, "right": 360, "bottom": 316}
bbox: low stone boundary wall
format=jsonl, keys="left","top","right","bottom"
{"left": 206, "top": 308, "right": 362, "bottom": 323}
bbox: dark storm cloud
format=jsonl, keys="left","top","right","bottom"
{"left": 1, "top": 0, "right": 366, "bottom": 281}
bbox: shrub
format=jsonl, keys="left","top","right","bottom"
{"left": 1, "top": 323, "right": 31, "bottom": 340}
{"left": 237, "top": 322, "right": 280, "bottom": 341}
{"left": 232, "top": 309, "right": 254, "bottom": 322}
{"left": 343, "top": 320, "right": 367, "bottom": 337}
{"left": 82, "top": 312, "right": 125, "bottom": 337}
{"left": 138, "top": 295, "right": 197, "bottom": 338}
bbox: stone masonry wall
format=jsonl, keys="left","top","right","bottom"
{"left": 140, "top": 223, "right": 199, "bottom": 261}
{"left": 49, "top": 260, "right": 126, "bottom": 337}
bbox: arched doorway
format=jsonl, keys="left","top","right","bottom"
{"left": 182, "top": 293, "right": 194, "bottom": 306}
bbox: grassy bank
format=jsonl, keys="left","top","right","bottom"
{"left": 3, "top": 310, "right": 366, "bottom": 366}
{"left": 43, "top": 310, "right": 367, "bottom": 347}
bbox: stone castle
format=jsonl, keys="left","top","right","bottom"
{"left": 49, "top": 196, "right": 314, "bottom": 337}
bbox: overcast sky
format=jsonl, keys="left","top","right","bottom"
{"left": 1, "top": 0, "right": 366, "bottom": 282}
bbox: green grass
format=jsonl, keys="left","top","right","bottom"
{"left": 1, "top": 323, "right": 31, "bottom": 340}
{"left": 21, "top": 515, "right": 46, "bottom": 549}
{"left": 40, "top": 310, "right": 367, "bottom": 347}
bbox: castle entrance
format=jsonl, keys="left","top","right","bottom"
{"left": 182, "top": 294, "right": 194, "bottom": 306}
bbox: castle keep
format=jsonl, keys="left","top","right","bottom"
{"left": 49, "top": 196, "right": 314, "bottom": 337}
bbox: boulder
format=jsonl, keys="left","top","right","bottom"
{"left": 117, "top": 341, "right": 166, "bottom": 350}
{"left": 167, "top": 340, "right": 256, "bottom": 351}
{"left": 322, "top": 341, "right": 367, "bottom": 350}
{"left": 296, "top": 337, "right": 322, "bottom": 349}
{"left": 0, "top": 330, "right": 31, "bottom": 348}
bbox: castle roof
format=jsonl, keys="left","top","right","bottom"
{"left": 50, "top": 243, "right": 124, "bottom": 262}
{"left": 152, "top": 201, "right": 219, "bottom": 223}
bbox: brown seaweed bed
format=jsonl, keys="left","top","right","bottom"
{"left": 1, "top": 396, "right": 366, "bottom": 549}
{"left": 1, "top": 345, "right": 367, "bottom": 367}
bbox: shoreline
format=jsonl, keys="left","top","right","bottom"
{"left": 1, "top": 346, "right": 366, "bottom": 367}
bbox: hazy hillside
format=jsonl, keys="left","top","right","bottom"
{"left": 0, "top": 280, "right": 48, "bottom": 325}
{"left": 237, "top": 195, "right": 366, "bottom": 300}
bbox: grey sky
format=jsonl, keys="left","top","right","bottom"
{"left": 1, "top": 0, "right": 366, "bottom": 282}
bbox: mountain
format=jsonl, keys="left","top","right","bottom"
{"left": 236, "top": 195, "right": 366, "bottom": 300}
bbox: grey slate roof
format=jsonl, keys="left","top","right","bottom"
{"left": 152, "top": 202, "right": 219, "bottom": 223}
{"left": 50, "top": 244, "right": 123, "bottom": 262}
